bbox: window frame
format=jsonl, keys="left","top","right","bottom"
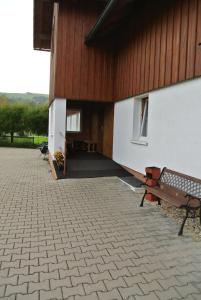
{"left": 66, "top": 109, "right": 82, "bottom": 133}
{"left": 131, "top": 94, "right": 149, "bottom": 146}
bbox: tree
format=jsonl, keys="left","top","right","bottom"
{"left": 26, "top": 103, "right": 48, "bottom": 136}
{"left": 0, "top": 102, "right": 48, "bottom": 141}
{"left": 0, "top": 95, "right": 9, "bottom": 107}
{"left": 0, "top": 103, "right": 27, "bottom": 142}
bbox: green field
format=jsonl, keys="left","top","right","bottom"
{"left": 0, "top": 136, "right": 48, "bottom": 148}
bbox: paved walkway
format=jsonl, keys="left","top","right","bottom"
{"left": 0, "top": 148, "right": 201, "bottom": 300}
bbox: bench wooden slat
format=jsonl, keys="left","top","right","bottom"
{"left": 146, "top": 186, "right": 200, "bottom": 208}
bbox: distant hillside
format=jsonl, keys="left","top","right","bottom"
{"left": 0, "top": 92, "right": 48, "bottom": 104}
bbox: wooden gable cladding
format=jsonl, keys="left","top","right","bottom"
{"left": 114, "top": 0, "right": 201, "bottom": 100}
{"left": 53, "top": 0, "right": 114, "bottom": 102}
{"left": 34, "top": 0, "right": 54, "bottom": 50}
{"left": 49, "top": 3, "right": 59, "bottom": 102}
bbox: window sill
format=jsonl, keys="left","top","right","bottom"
{"left": 131, "top": 140, "right": 148, "bottom": 146}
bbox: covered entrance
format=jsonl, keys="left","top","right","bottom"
{"left": 49, "top": 99, "right": 133, "bottom": 179}
{"left": 63, "top": 100, "right": 130, "bottom": 178}
{"left": 66, "top": 100, "right": 114, "bottom": 159}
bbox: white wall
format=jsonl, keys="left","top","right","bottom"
{"left": 48, "top": 98, "right": 66, "bottom": 157}
{"left": 113, "top": 78, "right": 201, "bottom": 179}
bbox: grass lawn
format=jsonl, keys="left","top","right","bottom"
{"left": 0, "top": 136, "right": 48, "bottom": 148}
{"left": 33, "top": 136, "right": 48, "bottom": 145}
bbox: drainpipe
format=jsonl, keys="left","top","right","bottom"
{"left": 85, "top": 0, "right": 118, "bottom": 45}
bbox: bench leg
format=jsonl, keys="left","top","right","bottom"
{"left": 157, "top": 197, "right": 161, "bottom": 206}
{"left": 178, "top": 208, "right": 189, "bottom": 236}
{"left": 140, "top": 191, "right": 147, "bottom": 207}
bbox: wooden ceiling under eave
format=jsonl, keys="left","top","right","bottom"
{"left": 33, "top": 0, "right": 109, "bottom": 51}
{"left": 85, "top": 0, "right": 137, "bottom": 46}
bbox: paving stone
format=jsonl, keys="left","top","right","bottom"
{"left": 5, "top": 283, "right": 27, "bottom": 297}
{"left": 57, "top": 253, "right": 75, "bottom": 262}
{"left": 71, "top": 274, "right": 92, "bottom": 286}
{"left": 59, "top": 267, "right": 79, "bottom": 278}
{"left": 110, "top": 267, "right": 131, "bottom": 279}
{"left": 75, "top": 251, "right": 92, "bottom": 260}
{"left": 40, "top": 288, "right": 63, "bottom": 300}
{"left": 16, "top": 291, "right": 39, "bottom": 300}
{"left": 115, "top": 259, "right": 134, "bottom": 269}
{"left": 75, "top": 292, "right": 99, "bottom": 300}
{"left": 124, "top": 274, "right": 146, "bottom": 286}
{"left": 0, "top": 275, "right": 18, "bottom": 286}
{"left": 12, "top": 253, "right": 29, "bottom": 261}
{"left": 160, "top": 267, "right": 182, "bottom": 278}
{"left": 158, "top": 276, "right": 184, "bottom": 289}
{"left": 104, "top": 278, "right": 127, "bottom": 291}
{"left": 119, "top": 285, "right": 143, "bottom": 299}
{"left": 91, "top": 271, "right": 112, "bottom": 283}
{"left": 84, "top": 281, "right": 106, "bottom": 294}
{"left": 29, "top": 280, "right": 50, "bottom": 293}
{"left": 97, "top": 262, "right": 117, "bottom": 273}
{"left": 0, "top": 269, "right": 9, "bottom": 277}
{"left": 40, "top": 270, "right": 59, "bottom": 281}
{"left": 50, "top": 277, "right": 71, "bottom": 289}
{"left": 62, "top": 285, "right": 85, "bottom": 298}
{"left": 135, "top": 292, "right": 159, "bottom": 300}
{"left": 102, "top": 255, "right": 122, "bottom": 264}
{"left": 30, "top": 264, "right": 48, "bottom": 274}
{"left": 0, "top": 295, "right": 16, "bottom": 300}
{"left": 39, "top": 256, "right": 57, "bottom": 266}
{"left": 138, "top": 280, "right": 163, "bottom": 294}
{"left": 128, "top": 266, "right": 149, "bottom": 276}
{"left": 155, "top": 286, "right": 182, "bottom": 300}
{"left": 21, "top": 258, "right": 38, "bottom": 268}
{"left": 175, "top": 283, "right": 200, "bottom": 298}
{"left": 98, "top": 289, "right": 122, "bottom": 300}
{"left": 0, "top": 285, "right": 5, "bottom": 297}
{"left": 19, "top": 273, "right": 39, "bottom": 284}
{"left": 85, "top": 257, "right": 104, "bottom": 266}
{"left": 49, "top": 261, "right": 67, "bottom": 272}
{"left": 79, "top": 265, "right": 99, "bottom": 276}
{"left": 142, "top": 270, "right": 164, "bottom": 282}
{"left": 0, "top": 255, "right": 12, "bottom": 262}
{"left": 68, "top": 259, "right": 86, "bottom": 269}
{"left": 1, "top": 261, "right": 20, "bottom": 269}
{"left": 30, "top": 251, "right": 47, "bottom": 260}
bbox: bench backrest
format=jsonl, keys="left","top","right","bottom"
{"left": 159, "top": 168, "right": 201, "bottom": 199}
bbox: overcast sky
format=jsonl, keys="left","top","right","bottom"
{"left": 0, "top": 0, "right": 50, "bottom": 94}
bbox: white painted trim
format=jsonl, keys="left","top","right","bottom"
{"left": 130, "top": 140, "right": 148, "bottom": 146}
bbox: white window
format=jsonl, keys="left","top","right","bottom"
{"left": 132, "top": 96, "right": 149, "bottom": 144}
{"left": 67, "top": 110, "right": 81, "bottom": 132}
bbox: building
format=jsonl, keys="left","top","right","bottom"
{"left": 34, "top": 0, "right": 201, "bottom": 179}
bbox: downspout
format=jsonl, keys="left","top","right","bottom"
{"left": 85, "top": 0, "right": 118, "bottom": 45}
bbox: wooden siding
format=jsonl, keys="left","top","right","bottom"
{"left": 49, "top": 3, "right": 59, "bottom": 102}
{"left": 52, "top": 1, "right": 114, "bottom": 103}
{"left": 114, "top": 0, "right": 201, "bottom": 100}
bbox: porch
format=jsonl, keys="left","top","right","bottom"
{"left": 53, "top": 151, "right": 135, "bottom": 179}
{"left": 49, "top": 99, "right": 131, "bottom": 180}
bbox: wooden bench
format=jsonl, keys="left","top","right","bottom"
{"left": 140, "top": 168, "right": 201, "bottom": 235}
